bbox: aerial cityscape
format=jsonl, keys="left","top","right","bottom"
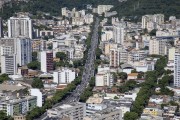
{"left": 0, "top": 0, "right": 180, "bottom": 120}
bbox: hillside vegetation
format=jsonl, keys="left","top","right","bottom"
{"left": 0, "top": 0, "right": 179, "bottom": 20}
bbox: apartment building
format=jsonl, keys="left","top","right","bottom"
{"left": 8, "top": 15, "right": 33, "bottom": 39}
{"left": 149, "top": 38, "right": 159, "bottom": 55}
{"left": 32, "top": 39, "right": 46, "bottom": 52}
{"left": 85, "top": 107, "right": 122, "bottom": 120}
{"left": 142, "top": 14, "right": 164, "bottom": 31}
{"left": 16, "top": 37, "right": 32, "bottom": 66}
{"left": 174, "top": 49, "right": 180, "bottom": 87}
{"left": 110, "top": 47, "right": 128, "bottom": 67}
{"left": 113, "top": 21, "right": 126, "bottom": 45}
{"left": 149, "top": 37, "right": 173, "bottom": 56}
{"left": 0, "top": 96, "right": 37, "bottom": 116}
{"left": 47, "top": 102, "right": 86, "bottom": 119}
{"left": 1, "top": 54, "right": 17, "bottom": 75}
{"left": 97, "top": 5, "right": 114, "bottom": 15}
{"left": 53, "top": 68, "right": 76, "bottom": 84}
{"left": 95, "top": 71, "right": 114, "bottom": 87}
{"left": 40, "top": 51, "right": 53, "bottom": 73}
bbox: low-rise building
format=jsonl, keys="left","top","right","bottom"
{"left": 143, "top": 107, "right": 163, "bottom": 116}
{"left": 127, "top": 73, "right": 138, "bottom": 80}
{"left": 85, "top": 107, "right": 122, "bottom": 120}
{"left": 53, "top": 68, "right": 76, "bottom": 85}
{"left": 47, "top": 102, "right": 86, "bottom": 119}
{"left": 0, "top": 96, "right": 37, "bottom": 116}
{"left": 95, "top": 71, "right": 114, "bottom": 87}
{"left": 149, "top": 95, "right": 164, "bottom": 104}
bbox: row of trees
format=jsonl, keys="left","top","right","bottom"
{"left": 124, "top": 56, "right": 168, "bottom": 120}
{"left": 156, "top": 75, "right": 174, "bottom": 96}
{"left": 26, "top": 17, "right": 95, "bottom": 119}
{"left": 79, "top": 77, "right": 95, "bottom": 102}
{"left": 119, "top": 80, "right": 137, "bottom": 93}
{"left": 80, "top": 23, "right": 101, "bottom": 102}
{"left": 26, "top": 76, "right": 81, "bottom": 120}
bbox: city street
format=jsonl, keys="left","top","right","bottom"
{"left": 39, "top": 17, "right": 100, "bottom": 120}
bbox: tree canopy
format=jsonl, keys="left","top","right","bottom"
{"left": 0, "top": 74, "right": 10, "bottom": 84}
{"left": 118, "top": 72, "right": 127, "bottom": 80}
{"left": 0, "top": 111, "right": 13, "bottom": 120}
{"left": 56, "top": 52, "right": 67, "bottom": 61}
{"left": 31, "top": 78, "right": 44, "bottom": 89}
{"left": 1, "top": 0, "right": 180, "bottom": 21}
{"left": 124, "top": 112, "right": 139, "bottom": 120}
{"left": 27, "top": 61, "right": 40, "bottom": 70}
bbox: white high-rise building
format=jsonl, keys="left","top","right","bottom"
{"left": 149, "top": 38, "right": 159, "bottom": 55}
{"left": 61, "top": 7, "right": 68, "bottom": 16}
{"left": 16, "top": 37, "right": 32, "bottom": 66}
{"left": 53, "top": 68, "right": 76, "bottom": 84}
{"left": 0, "top": 17, "right": 3, "bottom": 38}
{"left": 97, "top": 5, "right": 114, "bottom": 15}
{"left": 0, "top": 39, "right": 17, "bottom": 75}
{"left": 174, "top": 50, "right": 180, "bottom": 87}
{"left": 1, "top": 55, "right": 17, "bottom": 75}
{"left": 113, "top": 22, "right": 126, "bottom": 45}
{"left": 95, "top": 71, "right": 114, "bottom": 87}
{"left": 142, "top": 14, "right": 164, "bottom": 31}
{"left": 149, "top": 37, "right": 172, "bottom": 55}
{"left": 40, "top": 51, "right": 53, "bottom": 73}
{"left": 8, "top": 16, "right": 33, "bottom": 39}
{"left": 110, "top": 47, "right": 128, "bottom": 67}
{"left": 30, "top": 89, "right": 43, "bottom": 107}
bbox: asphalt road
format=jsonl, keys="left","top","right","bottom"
{"left": 37, "top": 17, "right": 100, "bottom": 120}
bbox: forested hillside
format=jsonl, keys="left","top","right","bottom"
{"left": 114, "top": 0, "right": 180, "bottom": 20}
{"left": 0, "top": 0, "right": 179, "bottom": 20}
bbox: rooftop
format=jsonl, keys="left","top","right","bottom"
{"left": 128, "top": 73, "right": 138, "bottom": 76}
{"left": 0, "top": 84, "right": 26, "bottom": 92}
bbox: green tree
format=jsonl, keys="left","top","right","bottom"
{"left": 0, "top": 74, "right": 10, "bottom": 84}
{"left": 118, "top": 72, "right": 127, "bottom": 80}
{"left": 27, "top": 61, "right": 40, "bottom": 70}
{"left": 47, "top": 44, "right": 52, "bottom": 49}
{"left": 56, "top": 52, "right": 67, "bottom": 60}
{"left": 32, "top": 52, "right": 38, "bottom": 61}
{"left": 73, "top": 60, "right": 83, "bottom": 68}
{"left": 114, "top": 96, "right": 119, "bottom": 99}
{"left": 0, "top": 110, "right": 13, "bottom": 120}
{"left": 124, "top": 112, "right": 138, "bottom": 120}
{"left": 131, "top": 69, "right": 137, "bottom": 73}
{"left": 31, "top": 78, "right": 44, "bottom": 89}
{"left": 149, "top": 29, "right": 157, "bottom": 36}
{"left": 137, "top": 72, "right": 144, "bottom": 79}
{"left": 96, "top": 48, "right": 102, "bottom": 60}
{"left": 119, "top": 80, "right": 137, "bottom": 93}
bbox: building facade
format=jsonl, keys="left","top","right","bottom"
{"left": 0, "top": 96, "right": 37, "bottom": 116}
{"left": 8, "top": 15, "right": 33, "bottom": 39}
{"left": 16, "top": 37, "right": 32, "bottom": 66}
{"left": 113, "top": 22, "right": 126, "bottom": 45}
{"left": 95, "top": 71, "right": 114, "bottom": 87}
{"left": 47, "top": 102, "right": 86, "bottom": 119}
{"left": 40, "top": 51, "right": 53, "bottom": 73}
{"left": 174, "top": 51, "right": 180, "bottom": 87}
{"left": 53, "top": 68, "right": 76, "bottom": 84}
{"left": 1, "top": 55, "right": 17, "bottom": 75}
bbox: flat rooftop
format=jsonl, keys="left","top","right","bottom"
{"left": 0, "top": 84, "right": 25, "bottom": 91}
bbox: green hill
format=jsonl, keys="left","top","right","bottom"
{"left": 0, "top": 0, "right": 179, "bottom": 20}
{"left": 114, "top": 0, "right": 180, "bottom": 21}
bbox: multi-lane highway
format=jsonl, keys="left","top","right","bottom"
{"left": 38, "top": 17, "right": 100, "bottom": 120}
